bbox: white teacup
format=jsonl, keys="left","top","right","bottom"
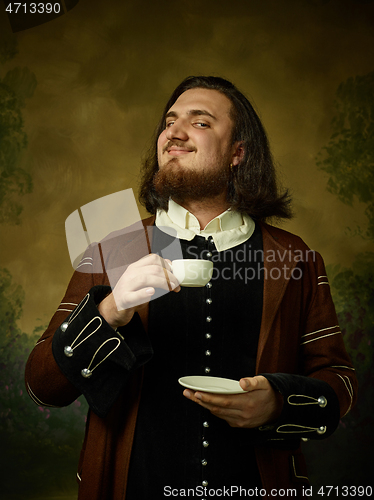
{"left": 171, "top": 259, "right": 213, "bottom": 287}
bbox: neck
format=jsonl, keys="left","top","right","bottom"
{"left": 173, "top": 195, "right": 230, "bottom": 230}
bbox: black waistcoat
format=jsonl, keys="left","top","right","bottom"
{"left": 126, "top": 224, "right": 264, "bottom": 498}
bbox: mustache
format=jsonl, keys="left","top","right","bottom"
{"left": 162, "top": 140, "right": 197, "bottom": 153}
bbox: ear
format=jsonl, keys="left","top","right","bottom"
{"left": 231, "top": 141, "right": 245, "bottom": 166}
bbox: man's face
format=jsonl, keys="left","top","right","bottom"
{"left": 157, "top": 88, "right": 236, "bottom": 173}
{"left": 154, "top": 88, "right": 239, "bottom": 203}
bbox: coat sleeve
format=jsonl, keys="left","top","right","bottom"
{"left": 25, "top": 243, "right": 153, "bottom": 418}
{"left": 257, "top": 250, "right": 357, "bottom": 442}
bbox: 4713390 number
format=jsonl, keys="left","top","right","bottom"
{"left": 316, "top": 486, "right": 372, "bottom": 497}
{"left": 5, "top": 2, "right": 62, "bottom": 14}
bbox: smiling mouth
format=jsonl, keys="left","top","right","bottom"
{"left": 166, "top": 147, "right": 194, "bottom": 156}
{"left": 163, "top": 141, "right": 196, "bottom": 155}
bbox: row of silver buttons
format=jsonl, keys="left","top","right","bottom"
{"left": 201, "top": 239, "right": 214, "bottom": 490}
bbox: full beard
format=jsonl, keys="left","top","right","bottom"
{"left": 153, "top": 158, "right": 231, "bottom": 204}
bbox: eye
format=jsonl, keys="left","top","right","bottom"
{"left": 165, "top": 121, "right": 175, "bottom": 128}
{"left": 194, "top": 122, "right": 209, "bottom": 128}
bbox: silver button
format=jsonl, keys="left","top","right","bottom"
{"left": 203, "top": 440, "right": 209, "bottom": 447}
{"left": 206, "top": 298, "right": 212, "bottom": 305}
{"left": 205, "top": 350, "right": 211, "bottom": 356}
{"left": 204, "top": 367, "right": 211, "bottom": 374}
{"left": 64, "top": 346, "right": 73, "bottom": 357}
{"left": 206, "top": 252, "right": 212, "bottom": 258}
{"left": 201, "top": 459, "right": 208, "bottom": 466}
{"left": 317, "top": 426, "right": 326, "bottom": 435}
{"left": 206, "top": 316, "right": 212, "bottom": 323}
{"left": 202, "top": 480, "right": 208, "bottom": 487}
{"left": 203, "top": 421, "right": 209, "bottom": 428}
{"left": 60, "top": 322, "right": 69, "bottom": 332}
{"left": 205, "top": 333, "right": 212, "bottom": 339}
{"left": 318, "top": 396, "right": 327, "bottom": 408}
{"left": 81, "top": 368, "right": 92, "bottom": 378}
{"left": 206, "top": 282, "right": 212, "bottom": 289}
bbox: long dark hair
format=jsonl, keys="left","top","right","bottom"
{"left": 139, "top": 76, "right": 292, "bottom": 222}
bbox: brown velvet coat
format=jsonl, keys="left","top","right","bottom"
{"left": 25, "top": 218, "right": 357, "bottom": 499}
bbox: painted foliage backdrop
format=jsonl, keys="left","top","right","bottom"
{"left": 0, "top": 0, "right": 373, "bottom": 498}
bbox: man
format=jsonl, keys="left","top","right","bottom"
{"left": 25, "top": 76, "right": 357, "bottom": 499}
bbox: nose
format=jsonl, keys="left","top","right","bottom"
{"left": 165, "top": 119, "right": 189, "bottom": 141}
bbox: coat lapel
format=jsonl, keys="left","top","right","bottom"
{"left": 255, "top": 223, "right": 300, "bottom": 372}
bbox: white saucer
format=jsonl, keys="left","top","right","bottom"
{"left": 178, "top": 376, "right": 247, "bottom": 394}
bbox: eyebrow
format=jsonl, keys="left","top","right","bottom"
{"left": 165, "top": 109, "right": 217, "bottom": 121}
